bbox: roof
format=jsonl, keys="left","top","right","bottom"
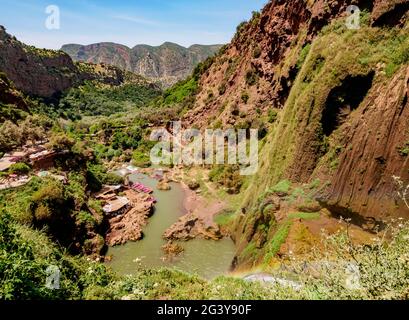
{"left": 95, "top": 185, "right": 123, "bottom": 198}
{"left": 0, "top": 161, "right": 14, "bottom": 172}
{"left": 102, "top": 196, "right": 130, "bottom": 214}
{"left": 11, "top": 151, "right": 27, "bottom": 157}
{"left": 29, "top": 150, "right": 55, "bottom": 160}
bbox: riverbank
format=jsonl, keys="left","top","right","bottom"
{"left": 105, "top": 165, "right": 237, "bottom": 279}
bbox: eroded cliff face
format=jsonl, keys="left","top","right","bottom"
{"left": 0, "top": 26, "right": 127, "bottom": 99}
{"left": 181, "top": 0, "right": 409, "bottom": 267}
{"left": 0, "top": 72, "right": 28, "bottom": 113}
{"left": 182, "top": 0, "right": 378, "bottom": 129}
{"left": 61, "top": 42, "right": 223, "bottom": 88}
{"left": 316, "top": 66, "right": 409, "bottom": 223}
{"left": 0, "top": 26, "right": 79, "bottom": 98}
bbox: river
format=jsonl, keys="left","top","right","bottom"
{"left": 106, "top": 171, "right": 236, "bottom": 279}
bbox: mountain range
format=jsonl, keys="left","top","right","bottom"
{"left": 61, "top": 42, "right": 223, "bottom": 87}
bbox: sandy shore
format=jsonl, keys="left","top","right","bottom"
{"left": 180, "top": 182, "right": 225, "bottom": 227}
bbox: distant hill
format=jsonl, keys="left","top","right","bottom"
{"left": 61, "top": 42, "right": 223, "bottom": 87}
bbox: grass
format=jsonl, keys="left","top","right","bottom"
{"left": 270, "top": 180, "right": 291, "bottom": 194}
{"left": 287, "top": 212, "right": 321, "bottom": 220}
{"left": 263, "top": 220, "right": 293, "bottom": 265}
{"left": 214, "top": 210, "right": 236, "bottom": 226}
{"left": 398, "top": 142, "right": 409, "bottom": 157}
{"left": 162, "top": 77, "right": 198, "bottom": 105}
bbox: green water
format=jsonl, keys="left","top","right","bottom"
{"left": 106, "top": 172, "right": 236, "bottom": 279}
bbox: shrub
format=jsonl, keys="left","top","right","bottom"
{"left": 253, "top": 46, "right": 262, "bottom": 59}
{"left": 297, "top": 44, "right": 311, "bottom": 70}
{"left": 287, "top": 212, "right": 321, "bottom": 220}
{"left": 46, "top": 133, "right": 75, "bottom": 151}
{"left": 271, "top": 180, "right": 292, "bottom": 195}
{"left": 162, "top": 77, "right": 198, "bottom": 105}
{"left": 86, "top": 164, "right": 123, "bottom": 191}
{"left": 245, "top": 69, "right": 258, "bottom": 86}
{"left": 268, "top": 109, "right": 278, "bottom": 123}
{"left": 241, "top": 92, "right": 250, "bottom": 104}
{"left": 218, "top": 82, "right": 227, "bottom": 95}
{"left": 8, "top": 163, "right": 31, "bottom": 175}
{"left": 263, "top": 220, "right": 293, "bottom": 264}
{"left": 132, "top": 150, "right": 151, "bottom": 168}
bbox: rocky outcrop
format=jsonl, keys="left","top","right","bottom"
{"left": 162, "top": 241, "right": 184, "bottom": 259}
{"left": 157, "top": 179, "right": 171, "bottom": 191}
{"left": 182, "top": 0, "right": 383, "bottom": 130}
{"left": 0, "top": 26, "right": 79, "bottom": 98}
{"left": 180, "top": 0, "right": 409, "bottom": 267}
{"left": 163, "top": 213, "right": 224, "bottom": 241}
{"left": 0, "top": 26, "right": 131, "bottom": 98}
{"left": 0, "top": 72, "right": 28, "bottom": 114}
{"left": 105, "top": 191, "right": 155, "bottom": 246}
{"left": 61, "top": 42, "right": 223, "bottom": 88}
{"left": 316, "top": 66, "right": 409, "bottom": 222}
{"left": 372, "top": 0, "right": 409, "bottom": 27}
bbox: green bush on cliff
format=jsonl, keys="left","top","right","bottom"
{"left": 263, "top": 220, "right": 293, "bottom": 264}
{"left": 161, "top": 77, "right": 198, "bottom": 105}
{"left": 86, "top": 164, "right": 123, "bottom": 191}
{"left": 8, "top": 163, "right": 31, "bottom": 175}
{"left": 58, "top": 81, "right": 160, "bottom": 118}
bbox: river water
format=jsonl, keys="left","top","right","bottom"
{"left": 106, "top": 172, "right": 236, "bottom": 279}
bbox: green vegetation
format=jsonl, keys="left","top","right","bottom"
{"left": 0, "top": 115, "right": 53, "bottom": 152}
{"left": 268, "top": 109, "right": 278, "bottom": 123}
{"left": 297, "top": 44, "right": 311, "bottom": 70}
{"left": 253, "top": 46, "right": 262, "bottom": 59}
{"left": 24, "top": 45, "right": 65, "bottom": 58}
{"left": 3, "top": 205, "right": 409, "bottom": 300}
{"left": 58, "top": 81, "right": 160, "bottom": 118}
{"left": 398, "top": 141, "right": 409, "bottom": 157}
{"left": 0, "top": 213, "right": 116, "bottom": 300}
{"left": 263, "top": 220, "right": 292, "bottom": 264}
{"left": 270, "top": 180, "right": 291, "bottom": 195}
{"left": 161, "top": 78, "right": 198, "bottom": 106}
{"left": 214, "top": 210, "right": 236, "bottom": 226}
{"left": 241, "top": 91, "right": 250, "bottom": 104}
{"left": 245, "top": 69, "right": 258, "bottom": 86}
{"left": 209, "top": 165, "right": 243, "bottom": 194}
{"left": 0, "top": 102, "right": 27, "bottom": 123}
{"left": 287, "top": 212, "right": 320, "bottom": 220}
{"left": 87, "top": 164, "right": 124, "bottom": 191}
{"left": 8, "top": 163, "right": 31, "bottom": 175}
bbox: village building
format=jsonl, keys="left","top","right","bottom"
{"left": 0, "top": 144, "right": 49, "bottom": 172}
{"left": 102, "top": 196, "right": 131, "bottom": 217}
{"left": 0, "top": 159, "right": 14, "bottom": 172}
{"left": 95, "top": 185, "right": 132, "bottom": 217}
{"left": 29, "top": 150, "right": 59, "bottom": 170}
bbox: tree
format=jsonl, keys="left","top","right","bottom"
{"left": 46, "top": 133, "right": 75, "bottom": 151}
{"left": 0, "top": 120, "right": 23, "bottom": 150}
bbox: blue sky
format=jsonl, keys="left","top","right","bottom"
{"left": 0, "top": 0, "right": 267, "bottom": 49}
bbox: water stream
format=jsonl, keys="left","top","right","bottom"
{"left": 106, "top": 172, "right": 236, "bottom": 279}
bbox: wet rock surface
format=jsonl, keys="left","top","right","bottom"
{"left": 105, "top": 190, "right": 155, "bottom": 246}
{"left": 163, "top": 213, "right": 224, "bottom": 241}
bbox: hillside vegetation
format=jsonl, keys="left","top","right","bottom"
{"left": 1, "top": 0, "right": 409, "bottom": 300}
